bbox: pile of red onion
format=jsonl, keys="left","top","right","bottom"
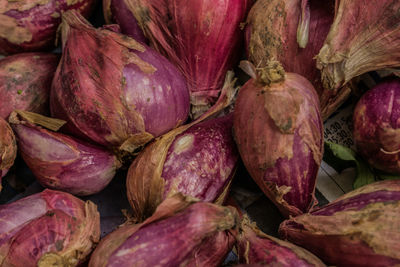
{"left": 0, "top": 0, "right": 399, "bottom": 266}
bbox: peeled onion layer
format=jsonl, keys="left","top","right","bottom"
{"left": 127, "top": 0, "right": 252, "bottom": 117}
{"left": 126, "top": 72, "right": 238, "bottom": 222}
{"left": 10, "top": 111, "right": 121, "bottom": 196}
{"left": 103, "top": 0, "right": 147, "bottom": 43}
{"left": 316, "top": 0, "right": 400, "bottom": 91}
{"left": 89, "top": 193, "right": 238, "bottom": 267}
{"left": 236, "top": 215, "right": 325, "bottom": 266}
{"left": 51, "top": 10, "right": 190, "bottom": 153}
{"left": 0, "top": 0, "right": 96, "bottom": 55}
{"left": 353, "top": 78, "right": 400, "bottom": 174}
{"left": 0, "top": 53, "right": 59, "bottom": 119}
{"left": 0, "top": 117, "right": 17, "bottom": 190}
{"left": 279, "top": 180, "right": 400, "bottom": 266}
{"left": 0, "top": 189, "right": 100, "bottom": 266}
{"left": 234, "top": 62, "right": 323, "bottom": 217}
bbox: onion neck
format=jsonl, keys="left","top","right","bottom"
{"left": 257, "top": 60, "right": 286, "bottom": 86}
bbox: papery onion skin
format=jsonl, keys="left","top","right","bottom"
{"left": 245, "top": 0, "right": 338, "bottom": 120}
{"left": 128, "top": 0, "right": 252, "bottom": 117}
{"left": 89, "top": 194, "right": 238, "bottom": 267}
{"left": 233, "top": 66, "right": 323, "bottom": 217}
{"left": 316, "top": 0, "right": 400, "bottom": 91}
{"left": 103, "top": 0, "right": 147, "bottom": 43}
{"left": 0, "top": 189, "right": 100, "bottom": 266}
{"left": 11, "top": 121, "right": 120, "bottom": 196}
{"left": 0, "top": 0, "right": 96, "bottom": 55}
{"left": 0, "top": 53, "right": 59, "bottom": 119}
{"left": 236, "top": 216, "right": 326, "bottom": 266}
{"left": 51, "top": 11, "right": 189, "bottom": 151}
{"left": 0, "top": 117, "right": 17, "bottom": 188}
{"left": 353, "top": 78, "right": 400, "bottom": 174}
{"left": 279, "top": 180, "right": 400, "bottom": 266}
{"left": 126, "top": 114, "right": 239, "bottom": 221}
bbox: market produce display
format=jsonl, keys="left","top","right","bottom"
{"left": 0, "top": 0, "right": 399, "bottom": 266}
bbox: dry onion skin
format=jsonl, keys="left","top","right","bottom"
{"left": 0, "top": 53, "right": 59, "bottom": 119}
{"left": 279, "top": 180, "right": 400, "bottom": 266}
{"left": 0, "top": 189, "right": 100, "bottom": 266}
{"left": 0, "top": 0, "right": 96, "bottom": 55}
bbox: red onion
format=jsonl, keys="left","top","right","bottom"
{"left": 236, "top": 216, "right": 325, "bottom": 266}
{"left": 0, "top": 189, "right": 100, "bottom": 266}
{"left": 0, "top": 0, "right": 96, "bottom": 55}
{"left": 10, "top": 111, "right": 121, "bottom": 196}
{"left": 128, "top": 0, "right": 252, "bottom": 117}
{"left": 245, "top": 0, "right": 338, "bottom": 120}
{"left": 316, "top": 0, "right": 400, "bottom": 96}
{"left": 103, "top": 0, "right": 147, "bottom": 43}
{"left": 353, "top": 78, "right": 400, "bottom": 174}
{"left": 279, "top": 180, "right": 400, "bottom": 266}
{"left": 233, "top": 61, "right": 323, "bottom": 217}
{"left": 127, "top": 114, "right": 238, "bottom": 221}
{"left": 89, "top": 194, "right": 238, "bottom": 267}
{"left": 0, "top": 53, "right": 59, "bottom": 119}
{"left": 0, "top": 117, "right": 16, "bottom": 188}
{"left": 51, "top": 11, "right": 189, "bottom": 152}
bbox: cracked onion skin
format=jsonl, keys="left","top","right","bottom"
{"left": 316, "top": 0, "right": 400, "bottom": 92}
{"left": 279, "top": 180, "right": 400, "bottom": 267}
{"left": 51, "top": 11, "right": 189, "bottom": 152}
{"left": 245, "top": 0, "right": 336, "bottom": 119}
{"left": 233, "top": 62, "right": 323, "bottom": 217}
{"left": 0, "top": 0, "right": 96, "bottom": 55}
{"left": 0, "top": 53, "right": 59, "bottom": 119}
{"left": 0, "top": 189, "right": 100, "bottom": 266}
{"left": 11, "top": 113, "right": 121, "bottom": 196}
{"left": 236, "top": 216, "right": 325, "bottom": 266}
{"left": 126, "top": 114, "right": 238, "bottom": 222}
{"left": 353, "top": 78, "right": 400, "bottom": 174}
{"left": 127, "top": 0, "right": 252, "bottom": 118}
{"left": 89, "top": 194, "right": 238, "bottom": 267}
{"left": 0, "top": 117, "right": 17, "bottom": 189}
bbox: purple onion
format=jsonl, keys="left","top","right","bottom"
{"left": 237, "top": 216, "right": 325, "bottom": 266}
{"left": 10, "top": 112, "right": 120, "bottom": 196}
{"left": 353, "top": 77, "right": 400, "bottom": 174}
{"left": 0, "top": 189, "right": 100, "bottom": 266}
{"left": 51, "top": 11, "right": 190, "bottom": 152}
{"left": 279, "top": 180, "right": 400, "bottom": 266}
{"left": 126, "top": 114, "right": 239, "bottom": 221}
{"left": 0, "top": 53, "right": 59, "bottom": 119}
{"left": 103, "top": 0, "right": 147, "bottom": 43}
{"left": 233, "top": 62, "right": 323, "bottom": 217}
{"left": 89, "top": 194, "right": 238, "bottom": 267}
{"left": 0, "top": 0, "right": 96, "bottom": 55}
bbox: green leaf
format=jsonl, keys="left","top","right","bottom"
{"left": 353, "top": 158, "right": 375, "bottom": 189}
{"left": 323, "top": 141, "right": 357, "bottom": 172}
{"left": 323, "top": 141, "right": 376, "bottom": 189}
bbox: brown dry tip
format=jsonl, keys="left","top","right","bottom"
{"left": 37, "top": 253, "right": 65, "bottom": 267}
{"left": 257, "top": 61, "right": 285, "bottom": 85}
